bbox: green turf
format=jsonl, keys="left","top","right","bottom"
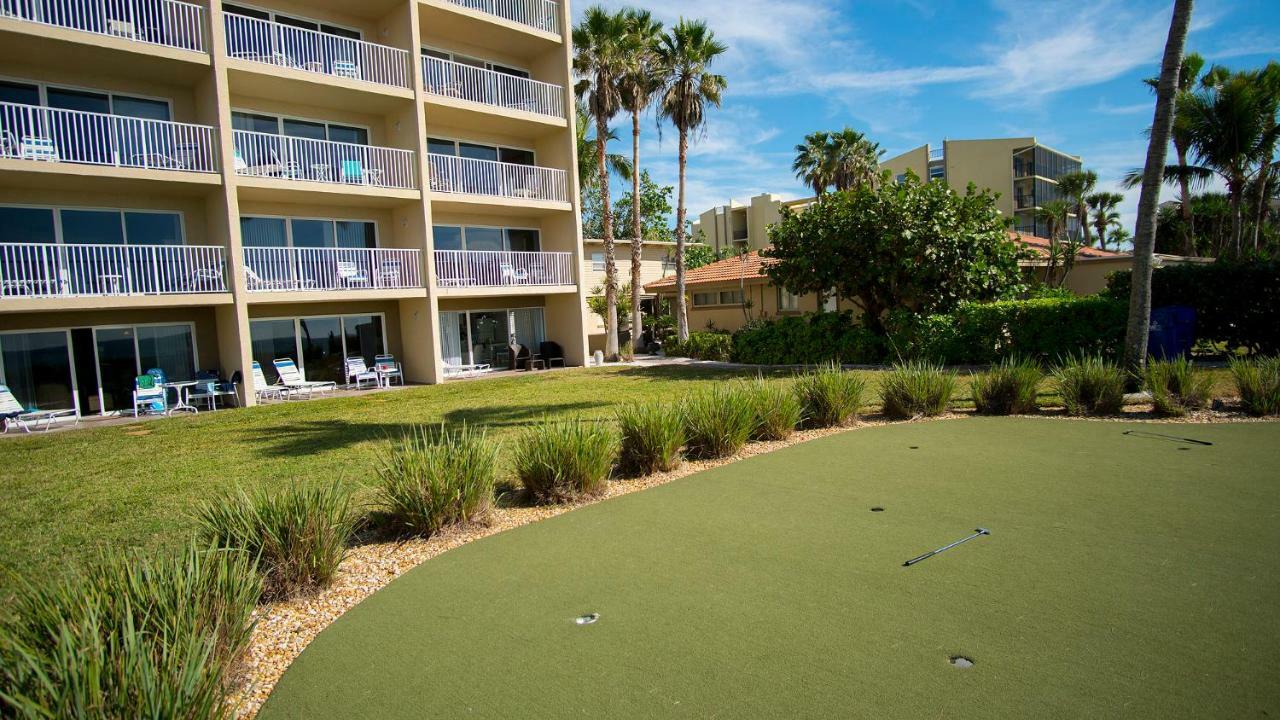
{"left": 258, "top": 417, "right": 1280, "bottom": 719}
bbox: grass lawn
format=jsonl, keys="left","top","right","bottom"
{"left": 258, "top": 417, "right": 1280, "bottom": 719}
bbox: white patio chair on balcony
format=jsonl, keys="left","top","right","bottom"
{"left": 20, "top": 136, "right": 58, "bottom": 162}
{"left": 245, "top": 266, "right": 292, "bottom": 291}
{"left": 500, "top": 262, "right": 529, "bottom": 285}
{"left": 336, "top": 261, "right": 370, "bottom": 288}
{"left": 332, "top": 60, "right": 361, "bottom": 80}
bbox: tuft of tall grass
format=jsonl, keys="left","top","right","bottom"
{"left": 194, "top": 481, "right": 356, "bottom": 599}
{"left": 616, "top": 402, "right": 685, "bottom": 476}
{"left": 0, "top": 543, "right": 260, "bottom": 719}
{"left": 971, "top": 356, "right": 1043, "bottom": 415}
{"left": 880, "top": 361, "right": 957, "bottom": 419}
{"left": 514, "top": 418, "right": 617, "bottom": 503}
{"left": 373, "top": 424, "right": 499, "bottom": 536}
{"left": 1230, "top": 355, "right": 1280, "bottom": 416}
{"left": 793, "top": 363, "right": 867, "bottom": 428}
{"left": 1144, "top": 357, "right": 1214, "bottom": 416}
{"left": 744, "top": 377, "right": 802, "bottom": 441}
{"left": 1052, "top": 354, "right": 1126, "bottom": 416}
{"left": 682, "top": 384, "right": 757, "bottom": 459}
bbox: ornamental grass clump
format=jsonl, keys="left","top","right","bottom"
{"left": 971, "top": 356, "right": 1043, "bottom": 415}
{"left": 880, "top": 361, "right": 957, "bottom": 419}
{"left": 373, "top": 424, "right": 499, "bottom": 536}
{"left": 682, "top": 384, "right": 757, "bottom": 459}
{"left": 744, "top": 377, "right": 802, "bottom": 441}
{"left": 0, "top": 543, "right": 260, "bottom": 719}
{"left": 793, "top": 363, "right": 867, "bottom": 428}
{"left": 195, "top": 481, "right": 356, "bottom": 599}
{"left": 1144, "top": 357, "right": 1214, "bottom": 416}
{"left": 1230, "top": 355, "right": 1280, "bottom": 416}
{"left": 515, "top": 418, "right": 617, "bottom": 503}
{"left": 615, "top": 401, "right": 685, "bottom": 476}
{"left": 1053, "top": 354, "right": 1126, "bottom": 416}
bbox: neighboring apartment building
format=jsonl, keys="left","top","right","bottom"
{"left": 691, "top": 193, "right": 814, "bottom": 254}
{"left": 881, "top": 138, "right": 1083, "bottom": 238}
{"left": 0, "top": 0, "right": 589, "bottom": 417}
{"left": 580, "top": 237, "right": 676, "bottom": 351}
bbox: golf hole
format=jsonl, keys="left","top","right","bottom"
{"left": 870, "top": 506, "right": 885, "bottom": 512}
{"left": 574, "top": 613, "right": 599, "bottom": 626}
{"left": 949, "top": 655, "right": 974, "bottom": 669}
{"left": 909, "top": 446, "right": 919, "bottom": 450}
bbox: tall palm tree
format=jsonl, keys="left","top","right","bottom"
{"left": 1055, "top": 170, "right": 1097, "bottom": 245}
{"left": 1036, "top": 199, "right": 1074, "bottom": 286}
{"left": 574, "top": 6, "right": 636, "bottom": 360}
{"left": 792, "top": 131, "right": 833, "bottom": 196}
{"left": 1149, "top": 53, "right": 1206, "bottom": 255}
{"left": 1124, "top": 0, "right": 1194, "bottom": 379}
{"left": 1247, "top": 63, "right": 1280, "bottom": 252}
{"left": 1087, "top": 191, "right": 1125, "bottom": 251}
{"left": 619, "top": 8, "right": 662, "bottom": 352}
{"left": 828, "top": 127, "right": 884, "bottom": 191}
{"left": 655, "top": 18, "right": 727, "bottom": 342}
{"left": 575, "top": 99, "right": 631, "bottom": 193}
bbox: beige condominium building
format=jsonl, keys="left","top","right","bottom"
{"left": 580, "top": 236, "right": 677, "bottom": 351}
{"left": 882, "top": 137, "right": 1083, "bottom": 238}
{"left": 691, "top": 193, "right": 815, "bottom": 255}
{"left": 0, "top": 0, "right": 590, "bottom": 418}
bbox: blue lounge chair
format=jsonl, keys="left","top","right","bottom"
{"left": 272, "top": 358, "right": 337, "bottom": 399}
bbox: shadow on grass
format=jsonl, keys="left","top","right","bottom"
{"left": 608, "top": 364, "right": 792, "bottom": 382}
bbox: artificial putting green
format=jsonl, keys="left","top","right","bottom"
{"left": 258, "top": 417, "right": 1280, "bottom": 719}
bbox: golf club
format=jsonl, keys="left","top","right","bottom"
{"left": 1123, "top": 430, "right": 1213, "bottom": 446}
{"left": 903, "top": 527, "right": 990, "bottom": 567}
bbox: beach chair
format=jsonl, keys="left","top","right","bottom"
{"left": 250, "top": 361, "right": 286, "bottom": 402}
{"left": 374, "top": 354, "right": 404, "bottom": 386}
{"left": 272, "top": 358, "right": 337, "bottom": 398}
{"left": 132, "top": 373, "right": 167, "bottom": 417}
{"left": 345, "top": 356, "right": 380, "bottom": 389}
{"left": 0, "top": 384, "right": 77, "bottom": 433}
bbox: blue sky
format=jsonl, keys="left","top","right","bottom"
{"left": 580, "top": 0, "right": 1280, "bottom": 237}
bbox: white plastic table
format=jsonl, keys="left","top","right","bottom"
{"left": 162, "top": 380, "right": 199, "bottom": 414}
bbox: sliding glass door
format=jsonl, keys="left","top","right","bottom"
{"left": 439, "top": 308, "right": 545, "bottom": 368}
{"left": 0, "top": 330, "right": 75, "bottom": 413}
{"left": 250, "top": 314, "right": 386, "bottom": 384}
{"left": 93, "top": 324, "right": 197, "bottom": 413}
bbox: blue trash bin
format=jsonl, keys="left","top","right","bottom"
{"left": 1148, "top": 305, "right": 1196, "bottom": 360}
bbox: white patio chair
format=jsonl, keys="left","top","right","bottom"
{"left": 245, "top": 266, "right": 292, "bottom": 291}
{"left": 20, "top": 136, "right": 58, "bottom": 162}
{"left": 345, "top": 356, "right": 379, "bottom": 389}
{"left": 336, "top": 261, "right": 370, "bottom": 288}
{"left": 500, "top": 262, "right": 530, "bottom": 285}
{"left": 250, "top": 361, "right": 287, "bottom": 401}
{"left": 374, "top": 354, "right": 404, "bottom": 386}
{"left": 132, "top": 373, "right": 167, "bottom": 417}
{"left": 272, "top": 358, "right": 337, "bottom": 397}
{"left": 332, "top": 60, "right": 361, "bottom": 79}
{"left": 0, "top": 384, "right": 77, "bottom": 433}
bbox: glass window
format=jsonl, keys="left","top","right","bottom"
{"left": 427, "top": 138, "right": 457, "bottom": 156}
{"left": 282, "top": 119, "right": 327, "bottom": 140}
{"left": 492, "top": 65, "right": 530, "bottom": 79}
{"left": 327, "top": 125, "right": 368, "bottom": 145}
{"left": 422, "top": 48, "right": 450, "bottom": 61}
{"left": 320, "top": 24, "right": 360, "bottom": 40}
{"left": 223, "top": 3, "right": 269, "bottom": 20}
{"left": 232, "top": 112, "right": 279, "bottom": 134}
{"left": 511, "top": 308, "right": 544, "bottom": 350}
{"left": 505, "top": 229, "right": 539, "bottom": 252}
{"left": 440, "top": 311, "right": 466, "bottom": 365}
{"left": 336, "top": 221, "right": 376, "bottom": 249}
{"left": 298, "top": 316, "right": 344, "bottom": 383}
{"left": 343, "top": 314, "right": 384, "bottom": 366}
{"left": 111, "top": 96, "right": 170, "bottom": 121}
{"left": 136, "top": 325, "right": 196, "bottom": 381}
{"left": 693, "top": 292, "right": 717, "bottom": 306}
{"left": 498, "top": 148, "right": 535, "bottom": 166}
{"left": 290, "top": 219, "right": 335, "bottom": 248}
{"left": 778, "top": 288, "right": 800, "bottom": 312}
{"left": 46, "top": 88, "right": 110, "bottom": 114}
{"left": 719, "top": 290, "right": 743, "bottom": 305}
{"left": 275, "top": 14, "right": 319, "bottom": 31}
{"left": 591, "top": 252, "right": 604, "bottom": 271}
{"left": 458, "top": 143, "right": 498, "bottom": 162}
{"left": 433, "top": 225, "right": 463, "bottom": 251}
{"left": 124, "top": 212, "right": 182, "bottom": 245}
{"left": 249, "top": 319, "right": 298, "bottom": 384}
{"left": 0, "top": 331, "right": 74, "bottom": 413}
{"left": 463, "top": 227, "right": 503, "bottom": 251}
{"left": 0, "top": 80, "right": 40, "bottom": 106}
{"left": 240, "top": 217, "right": 288, "bottom": 247}
{"left": 0, "top": 207, "right": 55, "bottom": 244}
{"left": 94, "top": 327, "right": 136, "bottom": 413}
{"left": 61, "top": 210, "right": 124, "bottom": 245}
{"left": 468, "top": 311, "right": 508, "bottom": 365}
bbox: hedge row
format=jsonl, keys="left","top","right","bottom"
{"left": 731, "top": 312, "right": 883, "bottom": 364}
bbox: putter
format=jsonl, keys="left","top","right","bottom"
{"left": 903, "top": 528, "right": 990, "bottom": 567}
{"left": 1122, "top": 430, "right": 1213, "bottom": 446}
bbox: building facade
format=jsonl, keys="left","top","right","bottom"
{"left": 691, "top": 193, "right": 814, "bottom": 255}
{"left": 0, "top": 0, "right": 589, "bottom": 417}
{"left": 881, "top": 138, "right": 1083, "bottom": 238}
{"left": 580, "top": 237, "right": 676, "bottom": 352}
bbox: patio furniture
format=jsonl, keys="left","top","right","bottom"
{"left": 132, "top": 373, "right": 167, "bottom": 417}
{"left": 131, "top": 152, "right": 187, "bottom": 170}
{"left": 272, "top": 358, "right": 337, "bottom": 398}
{"left": 1, "top": 130, "right": 21, "bottom": 158}
{"left": 245, "top": 266, "right": 294, "bottom": 291}
{"left": 374, "top": 354, "right": 404, "bottom": 386}
{"left": 186, "top": 370, "right": 239, "bottom": 410}
{"left": 332, "top": 60, "right": 361, "bottom": 79}
{"left": 188, "top": 266, "right": 224, "bottom": 293}
{"left": 336, "top": 261, "right": 370, "bottom": 288}
{"left": 345, "top": 356, "right": 380, "bottom": 389}
{"left": 250, "top": 361, "right": 287, "bottom": 401}
{"left": 340, "top": 160, "right": 385, "bottom": 186}
{"left": 0, "top": 384, "right": 77, "bottom": 433}
{"left": 20, "top": 136, "right": 58, "bottom": 162}
{"left": 376, "top": 260, "right": 402, "bottom": 287}
{"left": 509, "top": 343, "right": 542, "bottom": 371}
{"left": 539, "top": 341, "right": 565, "bottom": 368}
{"left": 444, "top": 362, "right": 491, "bottom": 378}
{"left": 500, "top": 262, "right": 529, "bottom": 285}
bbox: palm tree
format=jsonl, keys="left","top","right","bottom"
{"left": 1055, "top": 170, "right": 1097, "bottom": 245}
{"left": 1145, "top": 53, "right": 1206, "bottom": 255}
{"left": 618, "top": 8, "right": 663, "bottom": 352}
{"left": 574, "top": 6, "right": 636, "bottom": 360}
{"left": 1087, "top": 191, "right": 1125, "bottom": 251}
{"left": 1124, "top": 0, "right": 1194, "bottom": 379}
{"left": 828, "top": 127, "right": 884, "bottom": 191}
{"left": 1036, "top": 199, "right": 1074, "bottom": 287}
{"left": 575, "top": 99, "right": 631, "bottom": 193}
{"left": 792, "top": 131, "right": 833, "bottom": 196}
{"left": 655, "top": 18, "right": 727, "bottom": 343}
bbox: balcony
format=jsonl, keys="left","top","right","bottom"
{"left": 441, "top": 0, "right": 559, "bottom": 34}
{"left": 434, "top": 249, "right": 573, "bottom": 289}
{"left": 224, "top": 14, "right": 410, "bottom": 91}
{"left": 427, "top": 153, "right": 567, "bottom": 205}
{"left": 232, "top": 131, "right": 417, "bottom": 191}
{"left": 928, "top": 147, "right": 944, "bottom": 160}
{"left": 421, "top": 56, "right": 565, "bottom": 120}
{"left": 1015, "top": 194, "right": 1036, "bottom": 211}
{"left": 0, "top": 242, "right": 226, "bottom": 299}
{"left": 0, "top": 0, "right": 205, "bottom": 52}
{"left": 243, "top": 246, "right": 423, "bottom": 293}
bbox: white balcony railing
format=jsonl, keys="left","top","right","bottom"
{"left": 442, "top": 0, "right": 559, "bottom": 33}
{"left": 0, "top": 242, "right": 226, "bottom": 298}
{"left": 928, "top": 147, "right": 944, "bottom": 160}
{"left": 0, "top": 102, "right": 219, "bottom": 173}
{"left": 428, "top": 154, "right": 567, "bottom": 203}
{"left": 434, "top": 249, "right": 573, "bottom": 288}
{"left": 422, "top": 56, "right": 565, "bottom": 119}
{"left": 224, "top": 14, "right": 410, "bottom": 90}
{"left": 0, "top": 0, "right": 206, "bottom": 52}
{"left": 243, "top": 246, "right": 423, "bottom": 292}
{"left": 232, "top": 130, "right": 417, "bottom": 190}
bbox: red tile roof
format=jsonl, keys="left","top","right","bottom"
{"left": 1010, "top": 230, "right": 1127, "bottom": 259}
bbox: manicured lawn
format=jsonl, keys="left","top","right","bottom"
{"left": 259, "top": 417, "right": 1280, "bottom": 719}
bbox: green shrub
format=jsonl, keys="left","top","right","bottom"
{"left": 971, "top": 356, "right": 1043, "bottom": 415}
{"left": 886, "top": 295, "right": 1127, "bottom": 364}
{"left": 1229, "top": 355, "right": 1280, "bottom": 416}
{"left": 1143, "top": 358, "right": 1214, "bottom": 416}
{"left": 0, "top": 544, "right": 259, "bottom": 719}
{"left": 1053, "top": 354, "right": 1126, "bottom": 416}
{"left": 730, "top": 311, "right": 884, "bottom": 364}
{"left": 373, "top": 424, "right": 498, "bottom": 536}
{"left": 880, "top": 361, "right": 957, "bottom": 418}
{"left": 515, "top": 419, "right": 617, "bottom": 502}
{"left": 665, "top": 331, "right": 733, "bottom": 361}
{"left": 195, "top": 481, "right": 356, "bottom": 599}
{"left": 682, "top": 385, "right": 757, "bottom": 459}
{"left": 793, "top": 363, "right": 867, "bottom": 428}
{"left": 616, "top": 401, "right": 685, "bottom": 476}
{"left": 743, "top": 377, "right": 803, "bottom": 441}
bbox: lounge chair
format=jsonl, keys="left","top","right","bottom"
{"left": 374, "top": 354, "right": 404, "bottom": 386}
{"left": 0, "top": 384, "right": 77, "bottom": 433}
{"left": 250, "top": 361, "right": 287, "bottom": 402}
{"left": 245, "top": 266, "right": 295, "bottom": 291}
{"left": 539, "top": 341, "right": 566, "bottom": 368}
{"left": 345, "top": 356, "right": 380, "bottom": 389}
{"left": 132, "top": 373, "right": 167, "bottom": 417}
{"left": 272, "top": 358, "right": 337, "bottom": 398}
{"left": 20, "top": 136, "right": 58, "bottom": 162}
{"left": 444, "top": 362, "right": 491, "bottom": 378}
{"left": 186, "top": 370, "right": 239, "bottom": 410}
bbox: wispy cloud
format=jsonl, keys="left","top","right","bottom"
{"left": 1094, "top": 100, "right": 1154, "bottom": 116}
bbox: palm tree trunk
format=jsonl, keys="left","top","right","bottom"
{"left": 1124, "top": 0, "right": 1194, "bottom": 380}
{"left": 1229, "top": 177, "right": 1244, "bottom": 259}
{"left": 1252, "top": 164, "right": 1270, "bottom": 253}
{"left": 598, "top": 116, "right": 618, "bottom": 360}
{"left": 629, "top": 111, "right": 644, "bottom": 353}
{"left": 674, "top": 129, "right": 690, "bottom": 343}
{"left": 1079, "top": 201, "right": 1092, "bottom": 246}
{"left": 1175, "top": 143, "right": 1196, "bottom": 256}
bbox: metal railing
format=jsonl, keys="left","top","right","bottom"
{"left": 928, "top": 147, "right": 944, "bottom": 160}
{"left": 1015, "top": 194, "right": 1037, "bottom": 210}
{"left": 224, "top": 14, "right": 410, "bottom": 89}
{"left": 0, "top": 242, "right": 225, "bottom": 298}
{"left": 427, "top": 153, "right": 566, "bottom": 202}
{"left": 441, "top": 0, "right": 559, "bottom": 34}
{"left": 434, "top": 249, "right": 573, "bottom": 288}
{"left": 242, "top": 246, "right": 422, "bottom": 292}
{"left": 0, "top": 0, "right": 205, "bottom": 51}
{"left": 0, "top": 101, "right": 219, "bottom": 173}
{"left": 232, "top": 130, "right": 417, "bottom": 190}
{"left": 421, "top": 55, "right": 565, "bottom": 118}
